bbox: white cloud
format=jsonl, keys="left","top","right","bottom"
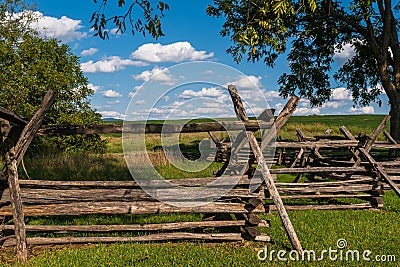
{"left": 128, "top": 91, "right": 136, "bottom": 98}
{"left": 133, "top": 67, "right": 176, "bottom": 85}
{"left": 135, "top": 100, "right": 145, "bottom": 105}
{"left": 131, "top": 42, "right": 214, "bottom": 62}
{"left": 322, "top": 101, "right": 347, "bottom": 109}
{"left": 331, "top": 87, "right": 352, "bottom": 101}
{"left": 348, "top": 106, "right": 374, "bottom": 114}
{"left": 264, "top": 90, "right": 282, "bottom": 101}
{"left": 81, "top": 56, "right": 148, "bottom": 73}
{"left": 334, "top": 43, "right": 356, "bottom": 61}
{"left": 180, "top": 87, "right": 224, "bottom": 99}
{"left": 294, "top": 107, "right": 321, "bottom": 116}
{"left": 274, "top": 103, "right": 283, "bottom": 112}
{"left": 103, "top": 90, "right": 122, "bottom": 98}
{"left": 227, "top": 75, "right": 263, "bottom": 89}
{"left": 29, "top": 11, "right": 87, "bottom": 42}
{"left": 88, "top": 83, "right": 101, "bottom": 93}
{"left": 99, "top": 111, "right": 126, "bottom": 120}
{"left": 81, "top": 48, "right": 99, "bottom": 56}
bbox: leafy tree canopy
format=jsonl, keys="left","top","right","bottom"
{"left": 0, "top": 1, "right": 105, "bottom": 153}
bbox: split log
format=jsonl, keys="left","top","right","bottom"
{"left": 2, "top": 220, "right": 247, "bottom": 233}
{"left": 3, "top": 152, "right": 27, "bottom": 262}
{"left": 274, "top": 96, "right": 300, "bottom": 131}
{"left": 0, "top": 106, "right": 28, "bottom": 126}
{"left": 0, "top": 187, "right": 265, "bottom": 205}
{"left": 228, "top": 85, "right": 303, "bottom": 254}
{"left": 1, "top": 90, "right": 56, "bottom": 263}
{"left": 0, "top": 201, "right": 266, "bottom": 216}
{"left": 340, "top": 126, "right": 400, "bottom": 198}
{"left": 37, "top": 121, "right": 272, "bottom": 135}
{"left": 16, "top": 176, "right": 251, "bottom": 189}
{"left": 384, "top": 131, "right": 398, "bottom": 144}
{"left": 275, "top": 140, "right": 359, "bottom": 149}
{"left": 2, "top": 232, "right": 244, "bottom": 247}
{"left": 267, "top": 203, "right": 374, "bottom": 211}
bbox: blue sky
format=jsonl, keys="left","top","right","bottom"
{"left": 32, "top": 0, "right": 390, "bottom": 120}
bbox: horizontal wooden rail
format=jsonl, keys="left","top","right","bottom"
{"left": 34, "top": 121, "right": 273, "bottom": 135}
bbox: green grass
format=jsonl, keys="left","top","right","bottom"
{"left": 3, "top": 192, "right": 399, "bottom": 266}
{"left": 2, "top": 114, "right": 399, "bottom": 266}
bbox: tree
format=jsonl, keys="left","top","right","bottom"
{"left": 91, "top": 0, "right": 169, "bottom": 39}
{"left": 1, "top": 1, "right": 106, "bottom": 153}
{"left": 206, "top": 0, "right": 400, "bottom": 147}
{"left": 93, "top": 1, "right": 400, "bottom": 146}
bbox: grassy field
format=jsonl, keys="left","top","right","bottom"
{"left": 1, "top": 114, "right": 399, "bottom": 266}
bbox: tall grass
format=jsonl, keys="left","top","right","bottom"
{"left": 2, "top": 115, "right": 399, "bottom": 266}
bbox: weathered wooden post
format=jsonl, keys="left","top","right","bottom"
{"left": 0, "top": 90, "right": 56, "bottom": 262}
{"left": 227, "top": 85, "right": 303, "bottom": 253}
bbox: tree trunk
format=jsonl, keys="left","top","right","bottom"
{"left": 389, "top": 90, "right": 400, "bottom": 156}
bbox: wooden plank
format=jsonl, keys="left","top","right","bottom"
{"left": 0, "top": 188, "right": 264, "bottom": 204}
{"left": 37, "top": 121, "right": 272, "bottom": 135}
{"left": 0, "top": 106, "right": 28, "bottom": 126}
{"left": 13, "top": 90, "right": 57, "bottom": 166}
{"left": 1, "top": 90, "right": 57, "bottom": 262}
{"left": 277, "top": 184, "right": 374, "bottom": 194}
{"left": 274, "top": 96, "right": 300, "bottom": 131}
{"left": 277, "top": 193, "right": 374, "bottom": 200}
{"left": 2, "top": 220, "right": 247, "bottom": 233}
{"left": 0, "top": 201, "right": 266, "bottom": 216}
{"left": 384, "top": 130, "right": 398, "bottom": 144}
{"left": 275, "top": 140, "right": 359, "bottom": 149}
{"left": 2, "top": 232, "right": 244, "bottom": 247}
{"left": 16, "top": 176, "right": 252, "bottom": 189}
{"left": 268, "top": 203, "right": 374, "bottom": 211}
{"left": 340, "top": 126, "right": 400, "bottom": 198}
{"left": 3, "top": 153, "right": 27, "bottom": 262}
{"left": 228, "top": 85, "right": 303, "bottom": 254}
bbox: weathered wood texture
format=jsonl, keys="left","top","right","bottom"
{"left": 228, "top": 84, "right": 303, "bottom": 254}
{"left": 2, "top": 232, "right": 245, "bottom": 247}
{"left": 0, "top": 106, "right": 28, "bottom": 126}
{"left": 0, "top": 201, "right": 266, "bottom": 216}
{"left": 36, "top": 121, "right": 271, "bottom": 135}
{"left": 340, "top": 126, "right": 400, "bottom": 197}
{"left": 2, "top": 220, "right": 249, "bottom": 233}
{"left": 1, "top": 90, "right": 57, "bottom": 262}
{"left": 3, "top": 153, "right": 27, "bottom": 262}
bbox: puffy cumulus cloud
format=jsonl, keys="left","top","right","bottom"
{"left": 180, "top": 87, "right": 224, "bottom": 99}
{"left": 132, "top": 67, "right": 177, "bottom": 86}
{"left": 29, "top": 11, "right": 86, "bottom": 42}
{"left": 130, "top": 42, "right": 214, "bottom": 63}
{"left": 331, "top": 87, "right": 353, "bottom": 101}
{"left": 294, "top": 107, "right": 321, "bottom": 116}
{"left": 334, "top": 43, "right": 356, "bottom": 62}
{"left": 264, "top": 90, "right": 282, "bottom": 102}
{"left": 81, "top": 56, "right": 148, "bottom": 73}
{"left": 87, "top": 83, "right": 101, "bottom": 93}
{"left": 322, "top": 101, "right": 347, "bottom": 109}
{"left": 103, "top": 90, "right": 122, "bottom": 98}
{"left": 98, "top": 111, "right": 126, "bottom": 120}
{"left": 348, "top": 106, "right": 375, "bottom": 114}
{"left": 128, "top": 91, "right": 136, "bottom": 98}
{"left": 81, "top": 48, "right": 99, "bottom": 56}
{"left": 227, "top": 75, "right": 263, "bottom": 89}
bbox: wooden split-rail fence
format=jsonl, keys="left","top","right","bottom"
{"left": 1, "top": 86, "right": 400, "bottom": 262}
